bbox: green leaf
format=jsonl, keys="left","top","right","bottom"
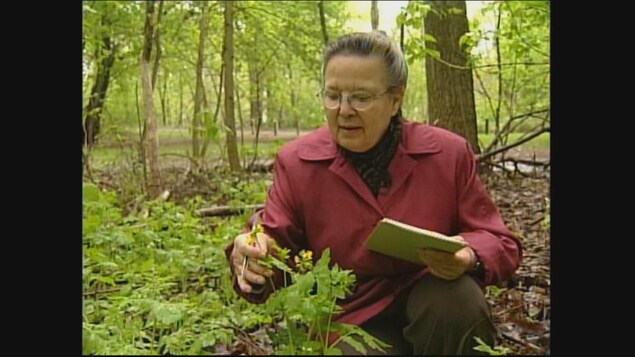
{"left": 94, "top": 276, "right": 115, "bottom": 286}
{"left": 324, "top": 347, "right": 343, "bottom": 355}
{"left": 83, "top": 183, "right": 100, "bottom": 202}
{"left": 423, "top": 34, "right": 437, "bottom": 43}
{"left": 339, "top": 335, "right": 367, "bottom": 355}
{"left": 151, "top": 303, "right": 183, "bottom": 325}
{"left": 424, "top": 48, "right": 441, "bottom": 59}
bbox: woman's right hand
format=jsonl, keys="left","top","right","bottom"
{"left": 230, "top": 231, "right": 275, "bottom": 293}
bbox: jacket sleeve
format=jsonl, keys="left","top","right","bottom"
{"left": 224, "top": 152, "right": 306, "bottom": 303}
{"left": 455, "top": 141, "right": 523, "bottom": 286}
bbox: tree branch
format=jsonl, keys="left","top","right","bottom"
{"left": 478, "top": 127, "right": 549, "bottom": 162}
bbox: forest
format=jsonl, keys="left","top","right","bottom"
{"left": 83, "top": 1, "right": 550, "bottom": 354}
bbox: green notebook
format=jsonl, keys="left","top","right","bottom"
{"left": 364, "top": 218, "right": 468, "bottom": 264}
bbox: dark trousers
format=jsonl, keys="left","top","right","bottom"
{"left": 336, "top": 274, "right": 497, "bottom": 355}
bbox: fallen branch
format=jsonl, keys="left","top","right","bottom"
{"left": 498, "top": 158, "right": 550, "bottom": 168}
{"left": 197, "top": 203, "right": 265, "bottom": 217}
{"left": 529, "top": 215, "right": 546, "bottom": 226}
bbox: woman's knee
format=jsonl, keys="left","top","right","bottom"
{"left": 406, "top": 274, "right": 491, "bottom": 324}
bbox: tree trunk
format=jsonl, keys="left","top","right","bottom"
{"left": 318, "top": 1, "right": 329, "bottom": 46}
{"left": 141, "top": 1, "right": 162, "bottom": 198}
{"left": 371, "top": 1, "right": 379, "bottom": 30}
{"left": 151, "top": 1, "right": 164, "bottom": 90}
{"left": 248, "top": 60, "right": 258, "bottom": 136}
{"left": 266, "top": 88, "right": 274, "bottom": 134}
{"left": 159, "top": 73, "right": 167, "bottom": 126}
{"left": 84, "top": 19, "right": 116, "bottom": 147}
{"left": 236, "top": 81, "right": 244, "bottom": 147}
{"left": 423, "top": 1, "right": 480, "bottom": 153}
{"left": 290, "top": 67, "right": 300, "bottom": 136}
{"left": 223, "top": 1, "right": 241, "bottom": 172}
{"left": 178, "top": 71, "right": 183, "bottom": 126}
{"left": 192, "top": 1, "right": 208, "bottom": 162}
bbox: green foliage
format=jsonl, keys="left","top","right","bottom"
{"left": 84, "top": 182, "right": 383, "bottom": 355}
{"left": 260, "top": 248, "right": 390, "bottom": 355}
{"left": 473, "top": 336, "right": 511, "bottom": 355}
{"left": 83, "top": 184, "right": 241, "bottom": 354}
{"left": 398, "top": 0, "right": 550, "bottom": 140}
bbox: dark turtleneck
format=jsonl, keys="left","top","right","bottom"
{"left": 339, "top": 115, "right": 402, "bottom": 197}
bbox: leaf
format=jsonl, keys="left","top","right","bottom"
{"left": 151, "top": 303, "right": 183, "bottom": 325}
{"left": 83, "top": 183, "right": 100, "bottom": 202}
{"left": 324, "top": 347, "right": 343, "bottom": 355}
{"left": 94, "top": 276, "right": 116, "bottom": 286}
{"left": 339, "top": 335, "right": 367, "bottom": 355}
{"left": 424, "top": 48, "right": 441, "bottom": 59}
{"left": 423, "top": 34, "right": 437, "bottom": 43}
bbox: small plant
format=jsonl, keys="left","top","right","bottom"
{"left": 541, "top": 197, "right": 550, "bottom": 231}
{"left": 473, "top": 336, "right": 511, "bottom": 355}
{"left": 260, "top": 245, "right": 390, "bottom": 355}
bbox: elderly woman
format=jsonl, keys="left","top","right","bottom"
{"left": 227, "top": 31, "right": 522, "bottom": 355}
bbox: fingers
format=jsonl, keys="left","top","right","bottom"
{"left": 428, "top": 264, "right": 461, "bottom": 280}
{"left": 421, "top": 249, "right": 464, "bottom": 280}
{"left": 231, "top": 232, "right": 275, "bottom": 293}
{"left": 420, "top": 249, "right": 452, "bottom": 266}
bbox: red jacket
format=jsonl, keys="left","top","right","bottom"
{"left": 228, "top": 119, "right": 522, "bottom": 327}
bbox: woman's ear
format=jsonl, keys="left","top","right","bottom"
{"left": 390, "top": 87, "right": 405, "bottom": 116}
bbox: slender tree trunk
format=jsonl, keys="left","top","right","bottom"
{"left": 318, "top": 1, "right": 329, "bottom": 46}
{"left": 202, "top": 63, "right": 224, "bottom": 159}
{"left": 290, "top": 67, "right": 299, "bottom": 136}
{"left": 165, "top": 75, "right": 170, "bottom": 126}
{"left": 84, "top": 18, "right": 116, "bottom": 147}
{"left": 178, "top": 71, "right": 183, "bottom": 126}
{"left": 494, "top": 3, "right": 502, "bottom": 137}
{"left": 141, "top": 0, "right": 162, "bottom": 198}
{"left": 192, "top": 1, "right": 208, "bottom": 162}
{"left": 423, "top": 1, "right": 479, "bottom": 153}
{"left": 151, "top": 1, "right": 164, "bottom": 90}
{"left": 159, "top": 73, "right": 167, "bottom": 126}
{"left": 236, "top": 81, "right": 244, "bottom": 147}
{"left": 267, "top": 88, "right": 274, "bottom": 135}
{"left": 371, "top": 1, "right": 379, "bottom": 30}
{"left": 135, "top": 80, "right": 147, "bottom": 187}
{"left": 248, "top": 60, "right": 258, "bottom": 136}
{"left": 223, "top": 0, "right": 241, "bottom": 172}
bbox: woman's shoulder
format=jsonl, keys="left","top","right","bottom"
{"left": 401, "top": 119, "right": 469, "bottom": 155}
{"left": 276, "top": 125, "right": 337, "bottom": 162}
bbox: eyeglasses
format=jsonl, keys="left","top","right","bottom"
{"left": 319, "top": 89, "right": 390, "bottom": 111}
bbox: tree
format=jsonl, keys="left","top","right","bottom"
{"left": 318, "top": 0, "right": 329, "bottom": 46}
{"left": 371, "top": 1, "right": 379, "bottom": 30}
{"left": 192, "top": 1, "right": 209, "bottom": 164}
{"left": 224, "top": 0, "right": 241, "bottom": 172}
{"left": 423, "top": 1, "right": 479, "bottom": 153}
{"left": 140, "top": 0, "right": 162, "bottom": 198}
{"left": 83, "top": 9, "right": 117, "bottom": 147}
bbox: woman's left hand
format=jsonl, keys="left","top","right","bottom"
{"left": 419, "top": 237, "right": 476, "bottom": 280}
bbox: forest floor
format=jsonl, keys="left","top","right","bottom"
{"left": 218, "top": 149, "right": 550, "bottom": 355}
{"left": 87, "top": 141, "right": 550, "bottom": 355}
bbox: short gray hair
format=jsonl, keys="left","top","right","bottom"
{"left": 322, "top": 31, "right": 408, "bottom": 93}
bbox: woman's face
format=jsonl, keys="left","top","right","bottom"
{"left": 323, "top": 55, "right": 403, "bottom": 153}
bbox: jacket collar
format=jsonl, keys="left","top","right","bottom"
{"left": 298, "top": 120, "right": 442, "bottom": 161}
